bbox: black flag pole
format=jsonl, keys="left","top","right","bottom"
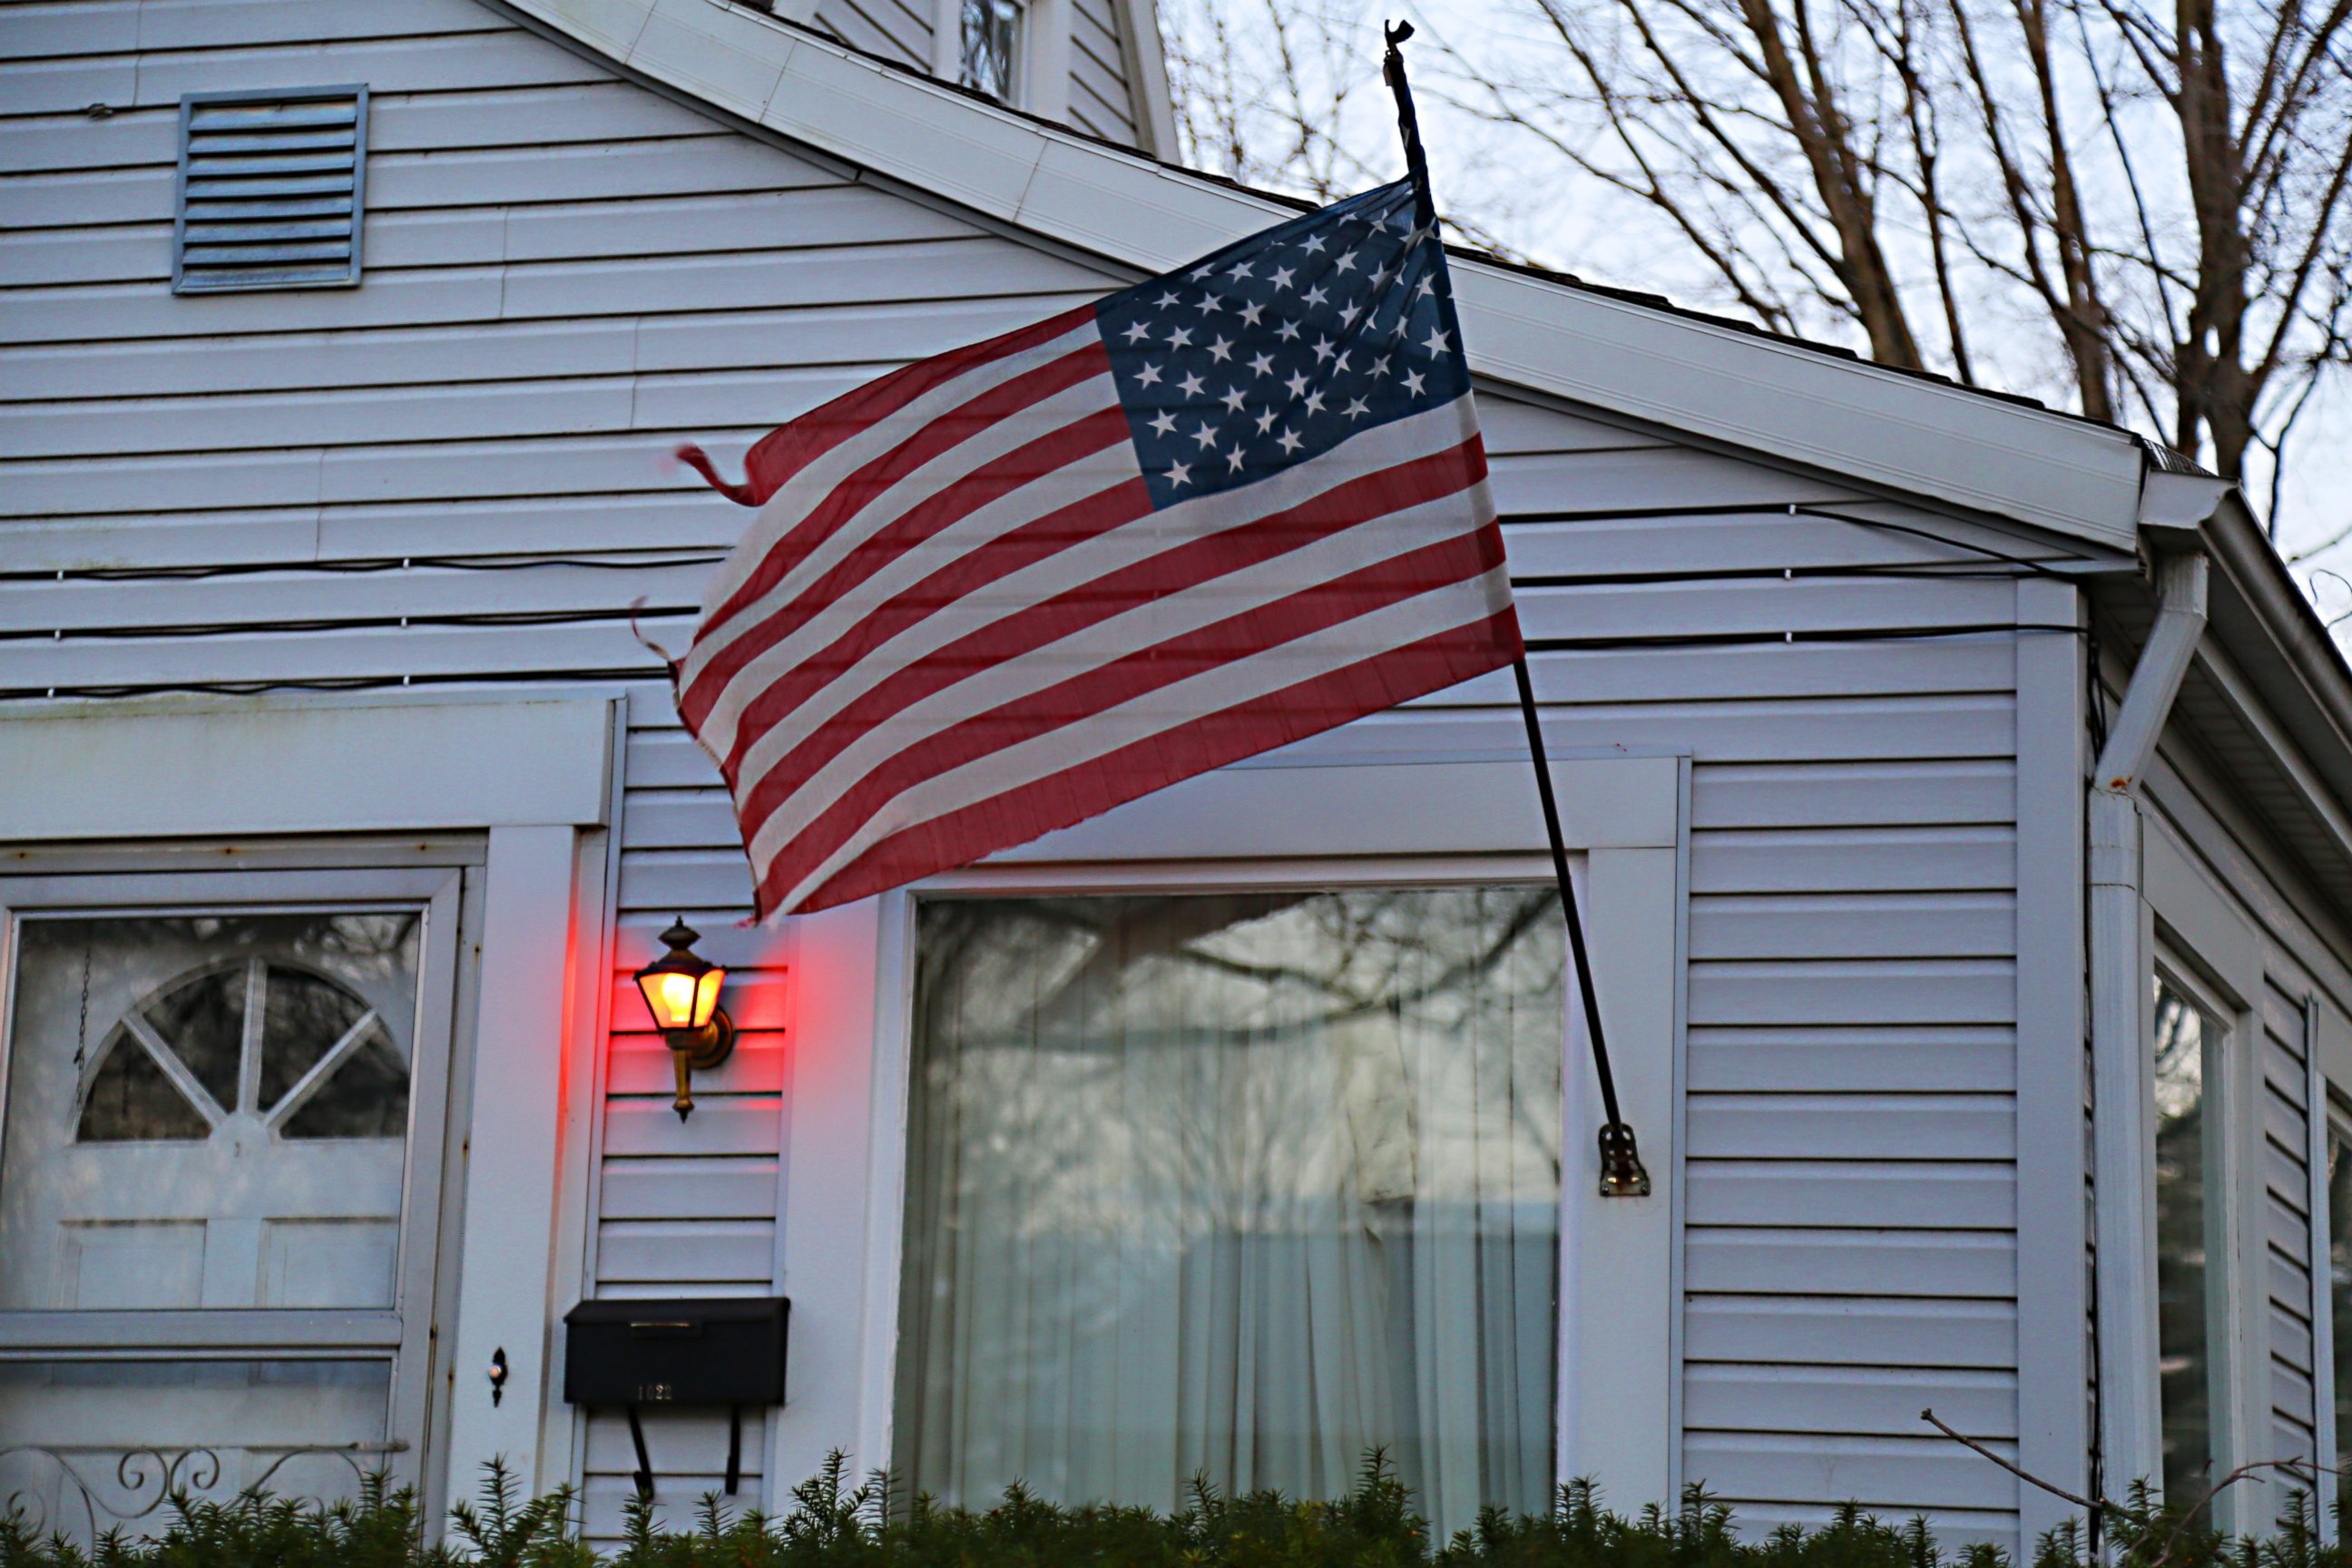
{"left": 1381, "top": 22, "right": 1651, "bottom": 1198}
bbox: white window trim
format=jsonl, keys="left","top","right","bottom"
{"left": 770, "top": 749, "right": 1688, "bottom": 1514}
{"left": 2099, "top": 819, "right": 2266, "bottom": 1527}
{"left": 0, "top": 691, "right": 622, "bottom": 1528}
{"left": 0, "top": 862, "right": 468, "bottom": 1498}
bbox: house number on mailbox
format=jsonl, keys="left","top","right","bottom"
{"left": 637, "top": 1383, "right": 675, "bottom": 1403}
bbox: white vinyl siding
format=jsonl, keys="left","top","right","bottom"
{"left": 1, "top": 0, "right": 2122, "bottom": 1550}
{"left": 811, "top": 0, "right": 935, "bottom": 73}
{"left": 1065, "top": 0, "right": 1137, "bottom": 144}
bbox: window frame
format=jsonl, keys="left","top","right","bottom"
{"left": 769, "top": 750, "right": 1688, "bottom": 1515}
{"left": 0, "top": 861, "right": 467, "bottom": 1501}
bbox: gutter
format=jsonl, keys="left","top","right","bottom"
{"left": 2090, "top": 543, "right": 2210, "bottom": 1497}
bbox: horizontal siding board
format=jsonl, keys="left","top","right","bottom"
{"left": 1683, "top": 1297, "right": 2016, "bottom": 1368}
{"left": 1693, "top": 762, "right": 2014, "bottom": 829}
{"left": 1686, "top": 1027, "right": 2017, "bottom": 1094}
{"left": 1689, "top": 960, "right": 2017, "bottom": 1026}
{"left": 583, "top": 1408, "right": 767, "bottom": 1475}
{"left": 1681, "top": 1434, "right": 2016, "bottom": 1511}
{"left": 1487, "top": 446, "right": 1863, "bottom": 517}
{"left": 1478, "top": 642, "right": 2012, "bottom": 706}
{"left": 1690, "top": 828, "right": 2016, "bottom": 895}
{"left": 0, "top": 240, "right": 1101, "bottom": 345}
{"left": 1690, "top": 893, "right": 2013, "bottom": 959}
{"left": 1684, "top": 1230, "right": 2015, "bottom": 1298}
{"left": 599, "top": 1158, "right": 780, "bottom": 1220}
{"left": 603, "top": 1096, "right": 784, "bottom": 1158}
{"left": 1499, "top": 510, "right": 2070, "bottom": 576}
{"left": 1683, "top": 1365, "right": 2016, "bottom": 1439}
{"left": 1685, "top": 1162, "right": 2016, "bottom": 1229}
{"left": 1686, "top": 1094, "right": 2017, "bottom": 1161}
{"left": 594, "top": 1220, "right": 775, "bottom": 1282}
{"left": 606, "top": 1037, "right": 786, "bottom": 1096}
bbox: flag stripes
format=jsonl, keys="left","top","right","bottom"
{"left": 672, "top": 179, "right": 1523, "bottom": 919}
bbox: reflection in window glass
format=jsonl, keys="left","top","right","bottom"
{"left": 1, "top": 913, "right": 422, "bottom": 1313}
{"left": 896, "top": 888, "right": 1564, "bottom": 1539}
{"left": 2328, "top": 1129, "right": 2352, "bottom": 1469}
{"left": 2153, "top": 977, "right": 2218, "bottom": 1510}
{"left": 0, "top": 1358, "right": 389, "bottom": 1546}
{"left": 959, "top": 0, "right": 1021, "bottom": 101}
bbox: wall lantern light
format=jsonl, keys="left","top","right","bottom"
{"left": 635, "top": 917, "right": 735, "bottom": 1122}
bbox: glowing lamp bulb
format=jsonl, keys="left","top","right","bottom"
{"left": 632, "top": 917, "right": 737, "bottom": 1121}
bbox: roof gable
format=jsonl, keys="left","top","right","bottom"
{"left": 506, "top": 0, "right": 2148, "bottom": 551}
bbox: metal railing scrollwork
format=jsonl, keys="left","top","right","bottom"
{"left": 0, "top": 1439, "right": 408, "bottom": 1544}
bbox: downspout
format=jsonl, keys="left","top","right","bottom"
{"left": 2090, "top": 546, "right": 2210, "bottom": 1499}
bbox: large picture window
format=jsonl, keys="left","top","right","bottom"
{"left": 893, "top": 886, "right": 1565, "bottom": 1536}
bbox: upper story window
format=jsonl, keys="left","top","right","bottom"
{"left": 957, "top": 0, "right": 1022, "bottom": 102}
{"left": 173, "top": 87, "right": 368, "bottom": 295}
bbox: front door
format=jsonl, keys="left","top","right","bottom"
{"left": 0, "top": 863, "right": 466, "bottom": 1545}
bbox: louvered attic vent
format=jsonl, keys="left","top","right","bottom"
{"left": 172, "top": 86, "right": 368, "bottom": 294}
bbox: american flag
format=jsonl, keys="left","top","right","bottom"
{"left": 671, "top": 177, "right": 1524, "bottom": 919}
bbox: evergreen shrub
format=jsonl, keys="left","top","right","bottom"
{"left": 0, "top": 1451, "right": 2337, "bottom": 1568}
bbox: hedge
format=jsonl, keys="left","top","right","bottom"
{"left": 0, "top": 1452, "right": 2339, "bottom": 1568}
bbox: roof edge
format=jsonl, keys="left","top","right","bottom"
{"left": 509, "top": 0, "right": 2150, "bottom": 549}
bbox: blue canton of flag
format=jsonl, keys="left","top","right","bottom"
{"left": 1095, "top": 179, "right": 1470, "bottom": 507}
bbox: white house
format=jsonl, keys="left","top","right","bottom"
{"left": 4, "top": 0, "right": 2352, "bottom": 1554}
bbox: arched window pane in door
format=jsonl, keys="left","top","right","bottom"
{"left": 2, "top": 912, "right": 423, "bottom": 1315}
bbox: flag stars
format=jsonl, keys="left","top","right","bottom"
{"left": 1226, "top": 260, "right": 1255, "bottom": 279}
{"left": 1248, "top": 352, "right": 1275, "bottom": 377}
{"left": 1122, "top": 320, "right": 1154, "bottom": 344}
{"left": 1303, "top": 283, "right": 1329, "bottom": 307}
{"left": 1255, "top": 407, "right": 1278, "bottom": 434}
{"left": 1403, "top": 368, "right": 1427, "bottom": 396}
{"left": 1220, "top": 386, "right": 1248, "bottom": 412}
{"left": 1207, "top": 335, "right": 1234, "bottom": 362}
{"left": 1311, "top": 337, "right": 1337, "bottom": 362}
{"left": 1226, "top": 447, "right": 1248, "bottom": 473}
{"left": 1166, "top": 460, "right": 1192, "bottom": 487}
{"left": 1269, "top": 265, "right": 1296, "bottom": 291}
{"left": 1134, "top": 362, "right": 1163, "bottom": 387}
{"left": 1191, "top": 421, "right": 1221, "bottom": 450}
{"left": 1333, "top": 250, "right": 1359, "bottom": 273}
{"left": 1178, "top": 371, "right": 1206, "bottom": 397}
{"left": 1239, "top": 300, "right": 1265, "bottom": 326}
{"left": 1155, "top": 289, "right": 1181, "bottom": 309}
{"left": 1275, "top": 319, "right": 1301, "bottom": 342}
{"left": 1167, "top": 325, "right": 1194, "bottom": 348}
{"left": 1277, "top": 428, "right": 1304, "bottom": 455}
{"left": 1149, "top": 409, "right": 1180, "bottom": 436}
{"left": 1344, "top": 397, "right": 1370, "bottom": 421}
{"left": 1191, "top": 293, "right": 1224, "bottom": 315}
{"left": 1283, "top": 370, "right": 1310, "bottom": 398}
{"left": 1421, "top": 326, "right": 1452, "bottom": 355}
{"left": 1301, "top": 234, "right": 1327, "bottom": 254}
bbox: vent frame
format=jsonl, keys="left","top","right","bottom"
{"left": 172, "top": 84, "right": 368, "bottom": 296}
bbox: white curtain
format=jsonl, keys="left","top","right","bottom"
{"left": 894, "top": 887, "right": 1563, "bottom": 1537}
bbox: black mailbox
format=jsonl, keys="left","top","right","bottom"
{"left": 563, "top": 1296, "right": 789, "bottom": 1499}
